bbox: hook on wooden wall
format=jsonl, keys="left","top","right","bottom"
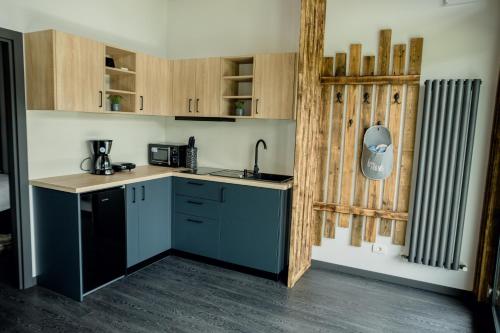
{"left": 363, "top": 92, "right": 370, "bottom": 104}
{"left": 336, "top": 92, "right": 343, "bottom": 103}
{"left": 393, "top": 92, "right": 401, "bottom": 104}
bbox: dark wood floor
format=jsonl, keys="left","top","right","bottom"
{"left": 0, "top": 256, "right": 481, "bottom": 332}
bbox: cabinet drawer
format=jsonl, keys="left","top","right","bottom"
{"left": 175, "top": 194, "right": 219, "bottom": 219}
{"left": 174, "top": 178, "right": 221, "bottom": 201}
{"left": 173, "top": 213, "right": 219, "bottom": 259}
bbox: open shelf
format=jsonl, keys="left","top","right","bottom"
{"left": 106, "top": 66, "right": 136, "bottom": 75}
{"left": 220, "top": 56, "right": 255, "bottom": 118}
{"left": 222, "top": 56, "right": 254, "bottom": 64}
{"left": 106, "top": 89, "right": 136, "bottom": 95}
{"left": 106, "top": 46, "right": 136, "bottom": 72}
{"left": 223, "top": 75, "right": 253, "bottom": 82}
{"left": 223, "top": 95, "right": 252, "bottom": 99}
{"left": 104, "top": 91, "right": 136, "bottom": 113}
{"left": 105, "top": 46, "right": 137, "bottom": 100}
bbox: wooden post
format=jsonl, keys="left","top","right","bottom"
{"left": 287, "top": 0, "right": 327, "bottom": 288}
{"left": 473, "top": 72, "right": 500, "bottom": 302}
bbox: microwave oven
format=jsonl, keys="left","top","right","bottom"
{"left": 148, "top": 143, "right": 187, "bottom": 167}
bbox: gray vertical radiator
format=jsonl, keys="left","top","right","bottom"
{"left": 408, "top": 79, "right": 481, "bottom": 270}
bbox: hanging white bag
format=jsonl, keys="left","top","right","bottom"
{"left": 361, "top": 125, "right": 393, "bottom": 180}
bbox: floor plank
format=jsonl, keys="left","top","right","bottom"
{"left": 0, "top": 256, "right": 478, "bottom": 332}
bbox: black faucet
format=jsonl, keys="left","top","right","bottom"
{"left": 253, "top": 139, "right": 267, "bottom": 176}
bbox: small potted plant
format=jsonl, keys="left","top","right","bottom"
{"left": 234, "top": 100, "right": 245, "bottom": 116}
{"left": 108, "top": 95, "right": 122, "bottom": 111}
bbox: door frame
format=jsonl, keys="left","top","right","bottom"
{"left": 0, "top": 27, "right": 33, "bottom": 289}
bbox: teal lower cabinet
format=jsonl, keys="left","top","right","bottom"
{"left": 173, "top": 213, "right": 220, "bottom": 258}
{"left": 172, "top": 178, "right": 290, "bottom": 275}
{"left": 219, "top": 184, "right": 288, "bottom": 274}
{"left": 126, "top": 178, "right": 172, "bottom": 267}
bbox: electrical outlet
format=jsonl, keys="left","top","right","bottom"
{"left": 372, "top": 244, "right": 387, "bottom": 255}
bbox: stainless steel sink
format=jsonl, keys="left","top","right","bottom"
{"left": 209, "top": 169, "right": 293, "bottom": 183}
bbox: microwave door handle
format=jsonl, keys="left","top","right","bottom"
{"left": 166, "top": 147, "right": 171, "bottom": 166}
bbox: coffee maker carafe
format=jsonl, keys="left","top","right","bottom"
{"left": 89, "top": 140, "right": 114, "bottom": 175}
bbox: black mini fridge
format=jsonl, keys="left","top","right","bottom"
{"left": 80, "top": 186, "right": 126, "bottom": 293}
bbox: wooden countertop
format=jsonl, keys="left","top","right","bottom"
{"left": 30, "top": 165, "right": 294, "bottom": 193}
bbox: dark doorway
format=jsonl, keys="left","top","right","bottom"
{"left": 0, "top": 27, "right": 32, "bottom": 289}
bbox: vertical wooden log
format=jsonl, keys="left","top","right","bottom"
{"left": 351, "top": 55, "right": 375, "bottom": 247}
{"left": 365, "top": 29, "right": 392, "bottom": 242}
{"left": 473, "top": 72, "right": 500, "bottom": 302}
{"left": 394, "top": 38, "right": 423, "bottom": 245}
{"left": 379, "top": 44, "right": 406, "bottom": 237}
{"left": 312, "top": 57, "right": 334, "bottom": 246}
{"left": 338, "top": 44, "right": 362, "bottom": 228}
{"left": 324, "top": 53, "right": 346, "bottom": 238}
{"left": 287, "top": 0, "right": 326, "bottom": 288}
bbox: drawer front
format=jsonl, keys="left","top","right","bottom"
{"left": 175, "top": 194, "right": 219, "bottom": 219}
{"left": 174, "top": 178, "right": 221, "bottom": 201}
{"left": 173, "top": 213, "right": 219, "bottom": 259}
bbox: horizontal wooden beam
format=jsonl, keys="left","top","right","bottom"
{"left": 313, "top": 202, "right": 409, "bottom": 221}
{"left": 320, "top": 74, "right": 420, "bottom": 86}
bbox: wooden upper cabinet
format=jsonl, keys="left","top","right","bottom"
{"left": 136, "top": 53, "right": 172, "bottom": 116}
{"left": 172, "top": 58, "right": 221, "bottom": 117}
{"left": 25, "top": 30, "right": 105, "bottom": 112}
{"left": 253, "top": 53, "right": 297, "bottom": 120}
{"left": 195, "top": 57, "right": 221, "bottom": 117}
{"left": 172, "top": 59, "right": 197, "bottom": 116}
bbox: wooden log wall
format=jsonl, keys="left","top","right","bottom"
{"left": 287, "top": 0, "right": 326, "bottom": 288}
{"left": 473, "top": 72, "right": 500, "bottom": 303}
{"left": 312, "top": 30, "right": 423, "bottom": 248}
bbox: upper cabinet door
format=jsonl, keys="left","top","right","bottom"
{"left": 195, "top": 58, "right": 221, "bottom": 117}
{"left": 137, "top": 54, "right": 172, "bottom": 116}
{"left": 253, "top": 53, "right": 297, "bottom": 120}
{"left": 54, "top": 31, "right": 104, "bottom": 112}
{"left": 172, "top": 59, "right": 196, "bottom": 116}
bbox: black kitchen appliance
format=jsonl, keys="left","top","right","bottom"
{"left": 148, "top": 143, "right": 187, "bottom": 167}
{"left": 80, "top": 186, "right": 126, "bottom": 294}
{"left": 112, "top": 162, "right": 136, "bottom": 172}
{"left": 89, "top": 139, "right": 114, "bottom": 175}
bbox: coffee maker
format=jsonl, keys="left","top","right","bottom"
{"left": 89, "top": 140, "right": 114, "bottom": 175}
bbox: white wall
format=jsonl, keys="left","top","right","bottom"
{"left": 164, "top": 0, "right": 300, "bottom": 175}
{"left": 164, "top": 118, "right": 296, "bottom": 175}
{"left": 165, "top": 0, "right": 300, "bottom": 58}
{"left": 0, "top": 0, "right": 170, "bottom": 178}
{"left": 313, "top": 0, "right": 500, "bottom": 291}
{"left": 27, "top": 112, "right": 166, "bottom": 179}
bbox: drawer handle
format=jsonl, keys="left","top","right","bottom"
{"left": 221, "top": 187, "right": 225, "bottom": 203}
{"left": 187, "top": 181, "right": 203, "bottom": 186}
{"left": 187, "top": 200, "right": 203, "bottom": 206}
{"left": 186, "top": 218, "right": 203, "bottom": 224}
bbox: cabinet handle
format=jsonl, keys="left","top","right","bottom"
{"left": 186, "top": 218, "right": 203, "bottom": 224}
{"left": 140, "top": 96, "right": 144, "bottom": 111}
{"left": 188, "top": 98, "right": 193, "bottom": 113}
{"left": 141, "top": 185, "right": 145, "bottom": 201}
{"left": 221, "top": 187, "right": 225, "bottom": 203}
{"left": 132, "top": 187, "right": 136, "bottom": 203}
{"left": 187, "top": 181, "right": 203, "bottom": 186}
{"left": 255, "top": 98, "right": 259, "bottom": 114}
{"left": 187, "top": 200, "right": 203, "bottom": 206}
{"left": 99, "top": 91, "right": 103, "bottom": 108}
{"left": 196, "top": 98, "right": 200, "bottom": 113}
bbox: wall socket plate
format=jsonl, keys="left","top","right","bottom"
{"left": 372, "top": 244, "right": 387, "bottom": 255}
